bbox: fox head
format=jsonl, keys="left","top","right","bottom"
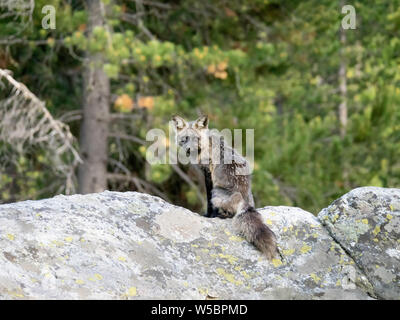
{"left": 171, "top": 115, "right": 209, "bottom": 159}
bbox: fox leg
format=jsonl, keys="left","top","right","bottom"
{"left": 211, "top": 188, "right": 244, "bottom": 219}
{"left": 206, "top": 206, "right": 220, "bottom": 218}
{"left": 202, "top": 167, "right": 220, "bottom": 218}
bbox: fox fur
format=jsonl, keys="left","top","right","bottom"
{"left": 171, "top": 115, "right": 278, "bottom": 260}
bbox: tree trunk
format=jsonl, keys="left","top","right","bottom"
{"left": 339, "top": 1, "right": 347, "bottom": 139}
{"left": 78, "top": 0, "right": 110, "bottom": 194}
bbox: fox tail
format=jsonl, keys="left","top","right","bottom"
{"left": 234, "top": 206, "right": 278, "bottom": 260}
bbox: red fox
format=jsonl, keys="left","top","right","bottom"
{"left": 172, "top": 115, "right": 278, "bottom": 260}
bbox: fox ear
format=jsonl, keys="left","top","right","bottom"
{"left": 171, "top": 115, "right": 188, "bottom": 131}
{"left": 194, "top": 115, "right": 209, "bottom": 129}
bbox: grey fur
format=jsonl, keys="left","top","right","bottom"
{"left": 172, "top": 115, "right": 278, "bottom": 260}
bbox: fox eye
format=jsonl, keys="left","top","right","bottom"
{"left": 180, "top": 136, "right": 189, "bottom": 144}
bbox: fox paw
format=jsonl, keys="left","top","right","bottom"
{"left": 217, "top": 208, "right": 234, "bottom": 219}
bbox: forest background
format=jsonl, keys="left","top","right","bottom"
{"left": 0, "top": 0, "right": 399, "bottom": 215}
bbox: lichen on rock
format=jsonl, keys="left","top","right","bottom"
{"left": 318, "top": 187, "right": 400, "bottom": 300}
{"left": 0, "top": 188, "right": 397, "bottom": 299}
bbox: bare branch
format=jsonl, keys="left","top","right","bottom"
{"left": 134, "top": 0, "right": 156, "bottom": 40}
{"left": 110, "top": 113, "right": 143, "bottom": 121}
{"left": 107, "top": 172, "right": 171, "bottom": 201}
{"left": 131, "top": 0, "right": 172, "bottom": 10}
{"left": 171, "top": 164, "right": 206, "bottom": 208}
{"left": 0, "top": 68, "right": 82, "bottom": 195}
{"left": 109, "top": 132, "right": 146, "bottom": 145}
{"left": 58, "top": 110, "right": 83, "bottom": 123}
{"left": 0, "top": 0, "right": 35, "bottom": 35}
{"left": 0, "top": 0, "right": 34, "bottom": 18}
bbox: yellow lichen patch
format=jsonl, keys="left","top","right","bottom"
{"left": 300, "top": 244, "right": 312, "bottom": 254}
{"left": 241, "top": 271, "right": 251, "bottom": 279}
{"left": 282, "top": 248, "right": 295, "bottom": 256}
{"left": 195, "top": 256, "right": 201, "bottom": 261}
{"left": 218, "top": 253, "right": 238, "bottom": 265}
{"left": 265, "top": 219, "right": 273, "bottom": 226}
{"left": 330, "top": 242, "right": 338, "bottom": 252}
{"left": 310, "top": 273, "right": 321, "bottom": 283}
{"left": 234, "top": 266, "right": 242, "bottom": 271}
{"left": 191, "top": 244, "right": 199, "bottom": 248}
{"left": 64, "top": 237, "right": 73, "bottom": 242}
{"left": 198, "top": 287, "right": 209, "bottom": 296}
{"left": 183, "top": 281, "right": 189, "bottom": 287}
{"left": 268, "top": 212, "right": 276, "bottom": 216}
{"left": 386, "top": 214, "right": 393, "bottom": 220}
{"left": 216, "top": 268, "right": 243, "bottom": 286}
{"left": 6, "top": 233, "right": 15, "bottom": 241}
{"left": 271, "top": 258, "right": 283, "bottom": 267}
{"left": 373, "top": 238, "right": 379, "bottom": 243}
{"left": 201, "top": 248, "right": 209, "bottom": 253}
{"left": 224, "top": 230, "right": 232, "bottom": 236}
{"left": 373, "top": 225, "right": 381, "bottom": 236}
{"left": 229, "top": 235, "right": 244, "bottom": 242}
{"left": 51, "top": 240, "right": 64, "bottom": 247}
{"left": 336, "top": 279, "right": 341, "bottom": 287}
{"left": 389, "top": 205, "right": 394, "bottom": 211}
{"left": 88, "top": 274, "right": 103, "bottom": 281}
{"left": 127, "top": 287, "right": 137, "bottom": 297}
{"left": 118, "top": 256, "right": 127, "bottom": 262}
{"left": 361, "top": 219, "right": 369, "bottom": 225}
{"left": 75, "top": 279, "right": 85, "bottom": 285}
{"left": 94, "top": 274, "right": 103, "bottom": 280}
{"left": 332, "top": 214, "right": 339, "bottom": 223}
{"left": 10, "top": 292, "right": 24, "bottom": 298}
{"left": 283, "top": 227, "right": 288, "bottom": 232}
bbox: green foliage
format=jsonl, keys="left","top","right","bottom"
{"left": 1, "top": 0, "right": 400, "bottom": 214}
{"left": 148, "top": 164, "right": 172, "bottom": 184}
{"left": 0, "top": 148, "right": 57, "bottom": 203}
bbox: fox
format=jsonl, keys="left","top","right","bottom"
{"left": 171, "top": 115, "right": 278, "bottom": 260}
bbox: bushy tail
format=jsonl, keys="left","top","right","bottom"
{"left": 234, "top": 207, "right": 278, "bottom": 260}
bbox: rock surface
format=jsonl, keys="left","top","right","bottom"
{"left": 0, "top": 188, "right": 396, "bottom": 299}
{"left": 318, "top": 187, "right": 400, "bottom": 300}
